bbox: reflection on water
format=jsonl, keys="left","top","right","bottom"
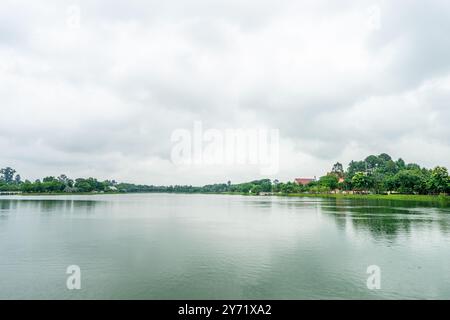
{"left": 0, "top": 194, "right": 449, "bottom": 299}
{"left": 0, "top": 198, "right": 100, "bottom": 214}
{"left": 318, "top": 198, "right": 450, "bottom": 241}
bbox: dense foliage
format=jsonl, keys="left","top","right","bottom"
{"left": 1, "top": 153, "right": 449, "bottom": 195}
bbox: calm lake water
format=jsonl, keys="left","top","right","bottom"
{"left": 0, "top": 193, "right": 449, "bottom": 299}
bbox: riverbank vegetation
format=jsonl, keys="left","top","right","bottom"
{"left": 1, "top": 154, "right": 449, "bottom": 200}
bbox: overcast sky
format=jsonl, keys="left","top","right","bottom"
{"left": 1, "top": 0, "right": 450, "bottom": 185}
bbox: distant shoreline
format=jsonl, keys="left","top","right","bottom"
{"left": 3, "top": 191, "right": 449, "bottom": 204}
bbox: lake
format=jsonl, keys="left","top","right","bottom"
{"left": 0, "top": 193, "right": 449, "bottom": 299}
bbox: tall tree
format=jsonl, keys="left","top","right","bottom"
{"left": 396, "top": 158, "right": 406, "bottom": 170}
{"left": 347, "top": 160, "right": 367, "bottom": 178}
{"left": 364, "top": 155, "right": 379, "bottom": 171}
{"left": 331, "top": 162, "right": 344, "bottom": 178}
{"left": 0, "top": 167, "right": 16, "bottom": 183}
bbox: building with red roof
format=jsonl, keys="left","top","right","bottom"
{"left": 294, "top": 178, "right": 316, "bottom": 186}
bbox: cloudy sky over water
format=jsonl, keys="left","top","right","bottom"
{"left": 1, "top": 0, "right": 450, "bottom": 185}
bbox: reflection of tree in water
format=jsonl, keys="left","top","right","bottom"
{"left": 350, "top": 215, "right": 415, "bottom": 241}
{"left": 0, "top": 200, "right": 17, "bottom": 220}
{"left": 0, "top": 199, "right": 19, "bottom": 211}
{"left": 0, "top": 199, "right": 100, "bottom": 217}
{"left": 320, "top": 198, "right": 450, "bottom": 241}
{"left": 432, "top": 208, "right": 450, "bottom": 236}
{"left": 0, "top": 200, "right": 22, "bottom": 222}
{"left": 39, "top": 200, "right": 70, "bottom": 213}
{"left": 38, "top": 200, "right": 100, "bottom": 215}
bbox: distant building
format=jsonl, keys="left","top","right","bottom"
{"left": 294, "top": 178, "right": 316, "bottom": 186}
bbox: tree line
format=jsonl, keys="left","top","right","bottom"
{"left": 0, "top": 168, "right": 119, "bottom": 193}
{"left": 0, "top": 153, "right": 449, "bottom": 195}
{"left": 272, "top": 153, "right": 449, "bottom": 195}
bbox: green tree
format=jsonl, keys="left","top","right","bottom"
{"left": 75, "top": 178, "right": 95, "bottom": 192}
{"left": 280, "top": 182, "right": 297, "bottom": 194}
{"left": 58, "top": 174, "right": 73, "bottom": 187}
{"left": 347, "top": 160, "right": 367, "bottom": 178}
{"left": 260, "top": 180, "right": 272, "bottom": 192}
{"left": 251, "top": 185, "right": 262, "bottom": 195}
{"left": 427, "top": 166, "right": 449, "bottom": 194}
{"left": 396, "top": 158, "right": 406, "bottom": 170}
{"left": 378, "top": 153, "right": 392, "bottom": 162}
{"left": 319, "top": 175, "right": 339, "bottom": 190}
{"left": 20, "top": 180, "right": 34, "bottom": 193}
{"left": 364, "top": 155, "right": 379, "bottom": 171}
{"left": 392, "top": 170, "right": 426, "bottom": 194}
{"left": 352, "top": 172, "right": 374, "bottom": 191}
{"left": 331, "top": 162, "right": 344, "bottom": 178}
{"left": 406, "top": 163, "right": 421, "bottom": 170}
{"left": 371, "top": 172, "right": 388, "bottom": 194}
{"left": 0, "top": 167, "right": 16, "bottom": 183}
